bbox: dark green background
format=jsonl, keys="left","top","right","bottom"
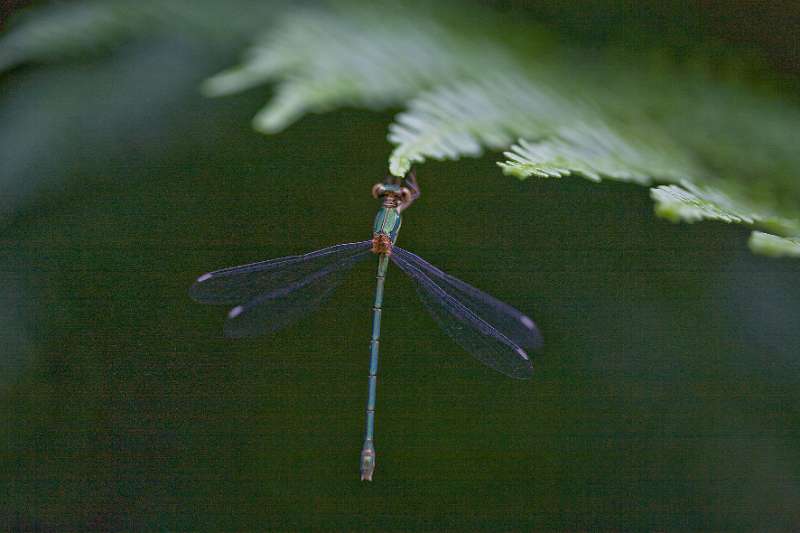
{"left": 2, "top": 4, "right": 800, "bottom": 531}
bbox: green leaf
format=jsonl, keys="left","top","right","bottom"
{"left": 651, "top": 183, "right": 758, "bottom": 225}
{"left": 0, "top": 0, "right": 280, "bottom": 73}
{"left": 0, "top": 1, "right": 154, "bottom": 71}
{"left": 748, "top": 232, "right": 800, "bottom": 258}
{"left": 650, "top": 182, "right": 800, "bottom": 233}
{"left": 388, "top": 76, "right": 580, "bottom": 177}
{"left": 650, "top": 183, "right": 800, "bottom": 255}
{"left": 203, "top": 4, "right": 521, "bottom": 135}
{"left": 499, "top": 123, "right": 699, "bottom": 185}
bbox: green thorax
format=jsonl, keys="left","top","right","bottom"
{"left": 373, "top": 206, "right": 402, "bottom": 243}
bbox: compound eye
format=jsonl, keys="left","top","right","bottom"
{"left": 372, "top": 183, "right": 385, "bottom": 199}
{"left": 399, "top": 187, "right": 412, "bottom": 204}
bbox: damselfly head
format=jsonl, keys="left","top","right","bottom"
{"left": 372, "top": 169, "right": 419, "bottom": 213}
{"left": 372, "top": 182, "right": 401, "bottom": 200}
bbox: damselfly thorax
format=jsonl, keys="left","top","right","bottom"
{"left": 370, "top": 172, "right": 419, "bottom": 255}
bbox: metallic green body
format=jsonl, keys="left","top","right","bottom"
{"left": 360, "top": 203, "right": 402, "bottom": 481}
{"left": 372, "top": 206, "right": 402, "bottom": 244}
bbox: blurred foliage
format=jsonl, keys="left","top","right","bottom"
{"left": 0, "top": 0, "right": 279, "bottom": 71}
{"left": 749, "top": 231, "right": 800, "bottom": 257}
{"left": 2, "top": 0, "right": 800, "bottom": 256}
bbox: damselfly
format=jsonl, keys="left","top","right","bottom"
{"left": 189, "top": 171, "right": 542, "bottom": 481}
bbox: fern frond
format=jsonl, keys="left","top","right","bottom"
{"left": 651, "top": 183, "right": 758, "bottom": 225}
{"left": 387, "top": 76, "right": 580, "bottom": 177}
{"left": 201, "top": 1, "right": 800, "bottom": 257}
{"left": 498, "top": 123, "right": 700, "bottom": 185}
{"left": 3, "top": 0, "right": 800, "bottom": 257}
{"left": 0, "top": 0, "right": 279, "bottom": 73}
{"left": 0, "top": 1, "right": 150, "bottom": 71}
{"left": 650, "top": 181, "right": 799, "bottom": 233}
{"left": 201, "top": 4, "right": 519, "bottom": 134}
{"left": 748, "top": 232, "right": 800, "bottom": 258}
{"left": 650, "top": 182, "right": 800, "bottom": 255}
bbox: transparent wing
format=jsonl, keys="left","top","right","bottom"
{"left": 189, "top": 241, "right": 372, "bottom": 338}
{"left": 392, "top": 247, "right": 543, "bottom": 351}
{"left": 391, "top": 247, "right": 537, "bottom": 379}
{"left": 189, "top": 241, "right": 371, "bottom": 304}
{"left": 223, "top": 250, "right": 370, "bottom": 338}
